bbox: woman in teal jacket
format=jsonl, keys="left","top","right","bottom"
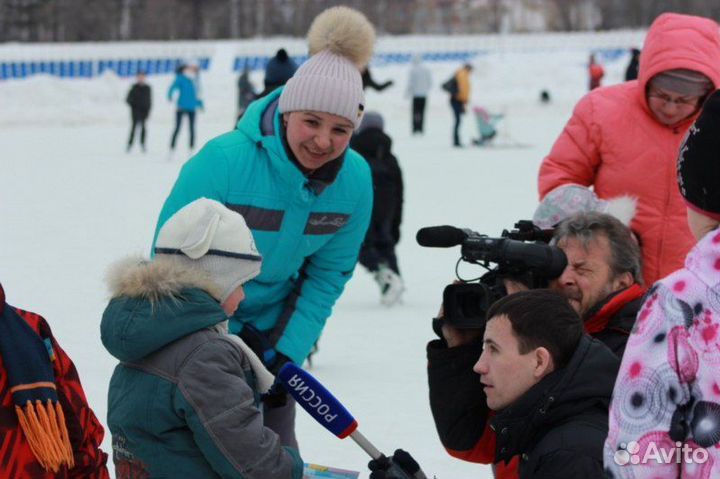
{"left": 103, "top": 198, "right": 303, "bottom": 479}
{"left": 154, "top": 6, "right": 375, "bottom": 448}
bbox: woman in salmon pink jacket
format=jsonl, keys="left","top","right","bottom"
{"left": 604, "top": 89, "right": 720, "bottom": 479}
{"left": 538, "top": 12, "right": 720, "bottom": 286}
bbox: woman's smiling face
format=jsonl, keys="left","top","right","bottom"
{"left": 283, "top": 111, "right": 354, "bottom": 171}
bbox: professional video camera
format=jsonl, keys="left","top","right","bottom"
{"left": 416, "top": 220, "right": 567, "bottom": 330}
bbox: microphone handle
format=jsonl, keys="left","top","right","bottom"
{"left": 349, "top": 430, "right": 383, "bottom": 459}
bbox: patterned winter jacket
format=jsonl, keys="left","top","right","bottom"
{"left": 0, "top": 305, "right": 109, "bottom": 479}
{"left": 538, "top": 13, "right": 720, "bottom": 286}
{"left": 604, "top": 227, "right": 720, "bottom": 478}
{"left": 154, "top": 88, "right": 373, "bottom": 365}
{"left": 101, "top": 257, "right": 303, "bottom": 479}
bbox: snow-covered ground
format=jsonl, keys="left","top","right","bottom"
{"left": 0, "top": 32, "right": 641, "bottom": 478}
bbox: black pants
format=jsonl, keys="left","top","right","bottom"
{"left": 170, "top": 109, "right": 196, "bottom": 149}
{"left": 359, "top": 219, "right": 399, "bottom": 275}
{"left": 450, "top": 98, "right": 464, "bottom": 146}
{"left": 128, "top": 111, "right": 147, "bottom": 148}
{"left": 412, "top": 97, "right": 426, "bottom": 133}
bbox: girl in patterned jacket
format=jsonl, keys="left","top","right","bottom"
{"left": 604, "top": 90, "right": 720, "bottom": 478}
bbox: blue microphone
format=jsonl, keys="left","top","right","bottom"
{"left": 277, "top": 364, "right": 428, "bottom": 479}
{"left": 277, "top": 362, "right": 358, "bottom": 439}
{"left": 278, "top": 363, "right": 387, "bottom": 458}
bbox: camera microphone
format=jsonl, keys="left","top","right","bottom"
{"left": 416, "top": 226, "right": 468, "bottom": 247}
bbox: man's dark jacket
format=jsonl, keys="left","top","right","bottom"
{"left": 429, "top": 335, "right": 618, "bottom": 479}
{"left": 428, "top": 285, "right": 641, "bottom": 478}
{"left": 582, "top": 283, "right": 644, "bottom": 358}
{"left": 126, "top": 83, "right": 151, "bottom": 118}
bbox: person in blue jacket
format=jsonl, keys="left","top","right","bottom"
{"left": 168, "top": 62, "right": 203, "bottom": 152}
{"left": 153, "top": 6, "right": 376, "bottom": 449}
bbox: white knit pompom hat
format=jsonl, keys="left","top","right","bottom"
{"left": 154, "top": 198, "right": 262, "bottom": 302}
{"left": 279, "top": 6, "right": 375, "bottom": 129}
{"left": 533, "top": 184, "right": 638, "bottom": 229}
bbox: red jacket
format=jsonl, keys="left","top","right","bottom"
{"left": 539, "top": 13, "right": 720, "bottom": 286}
{"left": 0, "top": 307, "right": 109, "bottom": 479}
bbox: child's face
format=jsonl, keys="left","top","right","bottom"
{"left": 222, "top": 285, "right": 245, "bottom": 316}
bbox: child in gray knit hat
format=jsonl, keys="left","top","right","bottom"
{"left": 102, "top": 198, "right": 304, "bottom": 479}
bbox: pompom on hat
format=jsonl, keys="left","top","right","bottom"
{"left": 533, "top": 184, "right": 638, "bottom": 229}
{"left": 677, "top": 89, "right": 720, "bottom": 220}
{"left": 154, "top": 198, "right": 262, "bottom": 302}
{"left": 279, "top": 6, "right": 375, "bottom": 129}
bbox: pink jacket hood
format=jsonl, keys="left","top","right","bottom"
{"left": 638, "top": 13, "right": 720, "bottom": 111}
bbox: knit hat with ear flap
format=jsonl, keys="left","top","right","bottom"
{"left": 678, "top": 89, "right": 720, "bottom": 220}
{"left": 279, "top": 6, "right": 375, "bottom": 129}
{"left": 154, "top": 198, "right": 262, "bottom": 302}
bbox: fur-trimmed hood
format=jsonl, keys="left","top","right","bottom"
{"left": 105, "top": 255, "right": 224, "bottom": 302}
{"left": 101, "top": 256, "right": 227, "bottom": 362}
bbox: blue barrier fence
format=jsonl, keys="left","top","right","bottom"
{"left": 232, "top": 51, "right": 483, "bottom": 71}
{"left": 1, "top": 47, "right": 626, "bottom": 80}
{"left": 0, "top": 57, "right": 210, "bottom": 80}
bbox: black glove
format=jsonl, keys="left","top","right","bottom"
{"left": 259, "top": 353, "right": 292, "bottom": 409}
{"left": 238, "top": 324, "right": 293, "bottom": 408}
{"left": 237, "top": 323, "right": 274, "bottom": 363}
{"left": 368, "top": 450, "right": 423, "bottom": 479}
{"left": 261, "top": 381, "right": 288, "bottom": 408}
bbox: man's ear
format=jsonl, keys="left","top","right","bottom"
{"left": 612, "top": 271, "right": 634, "bottom": 291}
{"left": 282, "top": 112, "right": 290, "bottom": 127}
{"left": 534, "top": 347, "right": 555, "bottom": 378}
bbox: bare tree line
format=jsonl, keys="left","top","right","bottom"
{"left": 1, "top": 0, "right": 719, "bottom": 43}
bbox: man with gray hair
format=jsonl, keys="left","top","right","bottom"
{"left": 550, "top": 211, "right": 644, "bottom": 357}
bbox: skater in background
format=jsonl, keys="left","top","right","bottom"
{"left": 350, "top": 112, "right": 405, "bottom": 306}
{"left": 236, "top": 63, "right": 256, "bottom": 122}
{"left": 539, "top": 12, "right": 720, "bottom": 286}
{"left": 102, "top": 199, "right": 302, "bottom": 479}
{"left": 406, "top": 54, "right": 432, "bottom": 134}
{"left": 362, "top": 65, "right": 393, "bottom": 91}
{"left": 588, "top": 53, "right": 605, "bottom": 90}
{"left": 0, "top": 282, "right": 109, "bottom": 478}
{"left": 445, "top": 63, "right": 472, "bottom": 147}
{"left": 154, "top": 6, "right": 375, "bottom": 450}
{"left": 168, "top": 62, "right": 203, "bottom": 154}
{"left": 259, "top": 48, "right": 297, "bottom": 98}
{"left": 125, "top": 70, "right": 151, "bottom": 152}
{"left": 604, "top": 89, "right": 720, "bottom": 479}
{"left": 625, "top": 47, "right": 641, "bottom": 81}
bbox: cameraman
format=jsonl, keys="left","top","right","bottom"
{"left": 512, "top": 211, "right": 645, "bottom": 358}
{"left": 428, "top": 211, "right": 643, "bottom": 478}
{"left": 429, "top": 290, "right": 618, "bottom": 478}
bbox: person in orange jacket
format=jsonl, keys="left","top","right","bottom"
{"left": 539, "top": 13, "right": 720, "bottom": 286}
{"left": 449, "top": 63, "right": 473, "bottom": 147}
{"left": 0, "top": 282, "right": 109, "bottom": 478}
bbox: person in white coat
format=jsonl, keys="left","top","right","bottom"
{"left": 406, "top": 55, "right": 432, "bottom": 134}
